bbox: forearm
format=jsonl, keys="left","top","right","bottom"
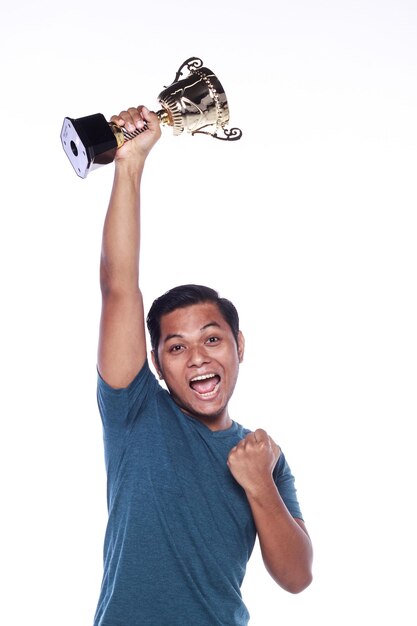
{"left": 100, "top": 159, "right": 145, "bottom": 293}
{"left": 246, "top": 479, "right": 313, "bottom": 593}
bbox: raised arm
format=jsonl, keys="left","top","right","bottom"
{"left": 98, "top": 106, "right": 161, "bottom": 388}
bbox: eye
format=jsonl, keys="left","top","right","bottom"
{"left": 169, "top": 344, "right": 184, "bottom": 353}
{"left": 206, "top": 336, "right": 220, "bottom": 345}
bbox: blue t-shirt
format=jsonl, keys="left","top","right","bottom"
{"left": 93, "top": 360, "right": 303, "bottom": 626}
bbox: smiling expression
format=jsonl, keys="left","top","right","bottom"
{"left": 151, "top": 301, "right": 245, "bottom": 431}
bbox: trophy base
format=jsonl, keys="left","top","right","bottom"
{"left": 61, "top": 114, "right": 118, "bottom": 179}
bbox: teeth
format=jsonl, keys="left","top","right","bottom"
{"left": 190, "top": 373, "right": 216, "bottom": 382}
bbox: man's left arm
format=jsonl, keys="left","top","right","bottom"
{"left": 227, "top": 429, "right": 313, "bottom": 593}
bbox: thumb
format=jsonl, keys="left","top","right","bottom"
{"left": 141, "top": 106, "right": 159, "bottom": 130}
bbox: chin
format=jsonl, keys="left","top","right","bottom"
{"left": 181, "top": 400, "right": 226, "bottom": 421}
{"left": 168, "top": 386, "right": 227, "bottom": 421}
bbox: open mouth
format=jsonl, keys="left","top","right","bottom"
{"left": 189, "top": 373, "right": 221, "bottom": 396}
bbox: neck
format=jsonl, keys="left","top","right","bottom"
{"left": 182, "top": 408, "right": 232, "bottom": 432}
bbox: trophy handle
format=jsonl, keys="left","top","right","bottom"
{"left": 109, "top": 117, "right": 243, "bottom": 143}
{"left": 172, "top": 57, "right": 203, "bottom": 84}
{"left": 191, "top": 124, "right": 243, "bottom": 141}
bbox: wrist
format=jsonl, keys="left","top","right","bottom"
{"left": 114, "top": 156, "right": 146, "bottom": 180}
{"left": 244, "top": 476, "right": 278, "bottom": 503}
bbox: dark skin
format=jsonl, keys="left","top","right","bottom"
{"left": 98, "top": 105, "right": 313, "bottom": 593}
{"left": 151, "top": 301, "right": 245, "bottom": 431}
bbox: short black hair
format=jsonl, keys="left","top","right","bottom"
{"left": 146, "top": 284, "right": 240, "bottom": 364}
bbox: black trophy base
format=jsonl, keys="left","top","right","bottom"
{"left": 60, "top": 113, "right": 117, "bottom": 179}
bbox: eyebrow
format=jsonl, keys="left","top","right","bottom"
{"left": 201, "top": 321, "right": 221, "bottom": 332}
{"left": 163, "top": 321, "right": 222, "bottom": 344}
{"left": 163, "top": 333, "right": 183, "bottom": 344}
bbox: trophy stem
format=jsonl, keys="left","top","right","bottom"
{"left": 156, "top": 109, "right": 171, "bottom": 125}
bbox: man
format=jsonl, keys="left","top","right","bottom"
{"left": 94, "top": 105, "right": 313, "bottom": 626}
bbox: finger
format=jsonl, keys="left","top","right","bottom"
{"left": 110, "top": 113, "right": 126, "bottom": 127}
{"left": 227, "top": 445, "right": 238, "bottom": 465}
{"left": 110, "top": 109, "right": 136, "bottom": 132}
{"left": 232, "top": 436, "right": 251, "bottom": 453}
{"left": 127, "top": 106, "right": 147, "bottom": 131}
{"left": 254, "top": 428, "right": 269, "bottom": 443}
{"left": 269, "top": 437, "right": 281, "bottom": 459}
{"left": 110, "top": 107, "right": 145, "bottom": 133}
{"left": 244, "top": 432, "right": 258, "bottom": 446}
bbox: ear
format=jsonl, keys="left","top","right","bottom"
{"left": 151, "top": 350, "right": 164, "bottom": 379}
{"left": 237, "top": 331, "right": 245, "bottom": 363}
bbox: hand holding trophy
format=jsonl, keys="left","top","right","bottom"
{"left": 60, "top": 57, "right": 242, "bottom": 178}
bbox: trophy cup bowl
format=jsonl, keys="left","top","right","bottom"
{"left": 60, "top": 57, "right": 242, "bottom": 179}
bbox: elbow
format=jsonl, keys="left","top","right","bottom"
{"left": 100, "top": 261, "right": 120, "bottom": 295}
{"left": 100, "top": 261, "right": 112, "bottom": 295}
{"left": 100, "top": 263, "right": 139, "bottom": 297}
{"left": 268, "top": 564, "right": 313, "bottom": 594}
{"left": 284, "top": 570, "right": 313, "bottom": 594}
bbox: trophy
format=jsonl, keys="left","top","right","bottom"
{"left": 60, "top": 57, "right": 242, "bottom": 178}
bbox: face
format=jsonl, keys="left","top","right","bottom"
{"left": 151, "top": 302, "right": 245, "bottom": 431}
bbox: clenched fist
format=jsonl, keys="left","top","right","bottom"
{"left": 111, "top": 105, "right": 161, "bottom": 163}
{"left": 227, "top": 429, "right": 281, "bottom": 495}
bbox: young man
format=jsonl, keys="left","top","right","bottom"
{"left": 94, "top": 105, "right": 313, "bottom": 626}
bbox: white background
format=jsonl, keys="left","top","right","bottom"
{"left": 1, "top": 1, "right": 416, "bottom": 624}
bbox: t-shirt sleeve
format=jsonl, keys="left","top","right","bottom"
{"left": 97, "top": 360, "right": 159, "bottom": 472}
{"left": 273, "top": 451, "right": 304, "bottom": 521}
{"left": 97, "top": 359, "right": 157, "bottom": 430}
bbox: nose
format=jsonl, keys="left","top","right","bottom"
{"left": 187, "top": 344, "right": 211, "bottom": 368}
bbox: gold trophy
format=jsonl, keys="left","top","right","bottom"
{"left": 60, "top": 57, "right": 242, "bottom": 178}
